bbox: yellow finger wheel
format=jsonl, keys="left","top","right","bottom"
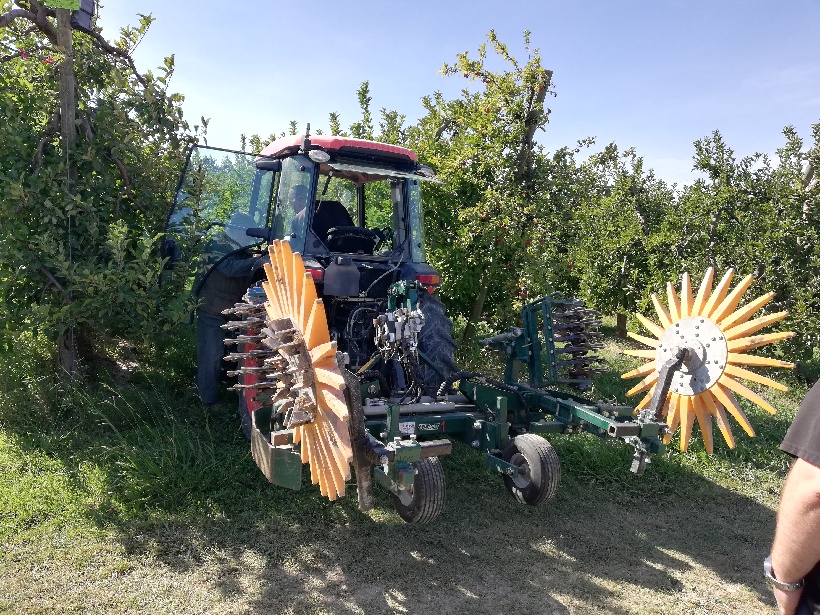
{"left": 621, "top": 268, "right": 794, "bottom": 452}
{"left": 260, "top": 240, "right": 353, "bottom": 500}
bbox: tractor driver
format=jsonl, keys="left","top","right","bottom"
{"left": 196, "top": 214, "right": 261, "bottom": 410}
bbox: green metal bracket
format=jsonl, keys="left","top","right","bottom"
{"left": 385, "top": 403, "right": 401, "bottom": 440}
{"left": 386, "top": 280, "right": 422, "bottom": 312}
{"left": 485, "top": 453, "right": 521, "bottom": 477}
{"left": 250, "top": 407, "right": 302, "bottom": 491}
{"left": 373, "top": 437, "right": 421, "bottom": 495}
{"left": 492, "top": 396, "right": 510, "bottom": 449}
{"left": 482, "top": 294, "right": 603, "bottom": 389}
{"left": 360, "top": 378, "right": 382, "bottom": 403}
{"left": 393, "top": 438, "right": 422, "bottom": 464}
{"left": 459, "top": 376, "right": 667, "bottom": 473}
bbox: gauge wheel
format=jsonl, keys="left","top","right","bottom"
{"left": 502, "top": 434, "right": 561, "bottom": 506}
{"left": 391, "top": 457, "right": 446, "bottom": 523}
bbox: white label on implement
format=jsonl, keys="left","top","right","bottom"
{"left": 399, "top": 421, "right": 415, "bottom": 435}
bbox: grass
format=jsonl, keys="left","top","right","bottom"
{"left": 0, "top": 321, "right": 808, "bottom": 614}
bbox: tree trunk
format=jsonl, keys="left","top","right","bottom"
{"left": 56, "top": 9, "right": 79, "bottom": 374}
{"left": 56, "top": 9, "right": 76, "bottom": 162}
{"left": 57, "top": 333, "right": 81, "bottom": 376}
{"left": 616, "top": 313, "right": 627, "bottom": 338}
{"left": 461, "top": 281, "right": 490, "bottom": 348}
{"left": 803, "top": 160, "right": 816, "bottom": 225}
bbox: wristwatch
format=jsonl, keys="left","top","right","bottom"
{"left": 764, "top": 555, "right": 805, "bottom": 591}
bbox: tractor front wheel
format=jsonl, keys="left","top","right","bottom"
{"left": 391, "top": 457, "right": 446, "bottom": 523}
{"left": 502, "top": 434, "right": 560, "bottom": 505}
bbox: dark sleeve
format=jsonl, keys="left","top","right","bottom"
{"left": 781, "top": 380, "right": 820, "bottom": 466}
{"left": 216, "top": 254, "right": 258, "bottom": 278}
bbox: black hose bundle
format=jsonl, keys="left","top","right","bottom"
{"left": 437, "top": 371, "right": 527, "bottom": 408}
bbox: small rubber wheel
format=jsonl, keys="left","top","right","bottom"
{"left": 391, "top": 457, "right": 446, "bottom": 523}
{"left": 501, "top": 434, "right": 561, "bottom": 505}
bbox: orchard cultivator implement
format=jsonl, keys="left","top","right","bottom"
{"left": 164, "top": 134, "right": 793, "bottom": 523}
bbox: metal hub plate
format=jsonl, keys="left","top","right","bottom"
{"left": 656, "top": 316, "right": 727, "bottom": 396}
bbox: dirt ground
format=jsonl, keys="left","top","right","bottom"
{"left": 0, "top": 443, "right": 780, "bottom": 615}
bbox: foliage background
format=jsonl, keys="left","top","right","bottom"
{"left": 1, "top": 9, "right": 818, "bottom": 366}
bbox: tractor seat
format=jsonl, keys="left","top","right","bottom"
{"left": 311, "top": 200, "right": 354, "bottom": 243}
{"left": 326, "top": 226, "right": 380, "bottom": 254}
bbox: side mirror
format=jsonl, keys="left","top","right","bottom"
{"left": 255, "top": 159, "right": 281, "bottom": 171}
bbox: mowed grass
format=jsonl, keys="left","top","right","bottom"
{"left": 0, "top": 323, "right": 804, "bottom": 614}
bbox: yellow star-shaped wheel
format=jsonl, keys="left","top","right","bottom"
{"left": 260, "top": 240, "right": 353, "bottom": 499}
{"left": 622, "top": 268, "right": 794, "bottom": 452}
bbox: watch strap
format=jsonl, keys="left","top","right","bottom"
{"left": 764, "top": 555, "right": 805, "bottom": 591}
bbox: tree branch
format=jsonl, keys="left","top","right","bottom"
{"left": 802, "top": 160, "right": 815, "bottom": 190}
{"left": 22, "top": 0, "right": 58, "bottom": 45}
{"left": 106, "top": 149, "right": 149, "bottom": 218}
{"left": 0, "top": 43, "right": 54, "bottom": 62}
{"left": 111, "top": 154, "right": 132, "bottom": 199}
{"left": 80, "top": 112, "right": 93, "bottom": 143}
{"left": 515, "top": 70, "right": 551, "bottom": 187}
{"left": 40, "top": 265, "right": 72, "bottom": 302}
{"left": 83, "top": 28, "right": 148, "bottom": 89}
{"left": 0, "top": 8, "right": 33, "bottom": 29}
{"left": 7, "top": 1, "right": 148, "bottom": 89}
{"left": 32, "top": 106, "right": 60, "bottom": 177}
{"left": 434, "top": 119, "right": 453, "bottom": 141}
{"left": 22, "top": 0, "right": 55, "bottom": 18}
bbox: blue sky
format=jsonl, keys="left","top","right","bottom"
{"left": 98, "top": 1, "right": 820, "bottom": 187}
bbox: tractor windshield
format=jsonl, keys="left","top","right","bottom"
{"left": 272, "top": 156, "right": 430, "bottom": 262}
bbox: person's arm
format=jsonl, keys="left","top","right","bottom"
{"left": 771, "top": 457, "right": 820, "bottom": 614}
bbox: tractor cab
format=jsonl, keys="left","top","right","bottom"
{"left": 258, "top": 133, "right": 441, "bottom": 293}
{"left": 163, "top": 133, "right": 448, "bottom": 372}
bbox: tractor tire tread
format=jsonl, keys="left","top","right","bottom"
{"left": 417, "top": 293, "right": 458, "bottom": 396}
{"left": 502, "top": 433, "right": 561, "bottom": 506}
{"left": 391, "top": 456, "right": 446, "bottom": 523}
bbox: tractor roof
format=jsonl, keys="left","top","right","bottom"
{"left": 259, "top": 135, "right": 418, "bottom": 164}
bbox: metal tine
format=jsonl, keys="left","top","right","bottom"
{"left": 230, "top": 382, "right": 281, "bottom": 390}
{"left": 225, "top": 366, "right": 275, "bottom": 377}
{"left": 262, "top": 338, "right": 302, "bottom": 351}
{"left": 552, "top": 331, "right": 604, "bottom": 342}
{"left": 557, "top": 358, "right": 606, "bottom": 366}
{"left": 221, "top": 318, "right": 263, "bottom": 330}
{"left": 553, "top": 345, "right": 604, "bottom": 355}
{"left": 267, "top": 327, "right": 301, "bottom": 340}
{"left": 223, "top": 335, "right": 265, "bottom": 346}
{"left": 553, "top": 318, "right": 602, "bottom": 327}
{"left": 267, "top": 365, "right": 306, "bottom": 378}
{"left": 553, "top": 333, "right": 604, "bottom": 342}
{"left": 224, "top": 349, "right": 278, "bottom": 361}
{"left": 222, "top": 302, "right": 266, "bottom": 315}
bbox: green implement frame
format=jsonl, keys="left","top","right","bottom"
{"left": 249, "top": 291, "right": 667, "bottom": 520}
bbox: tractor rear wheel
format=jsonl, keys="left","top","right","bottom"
{"left": 416, "top": 292, "right": 458, "bottom": 396}
{"left": 502, "top": 434, "right": 560, "bottom": 505}
{"left": 391, "top": 456, "right": 446, "bottom": 523}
